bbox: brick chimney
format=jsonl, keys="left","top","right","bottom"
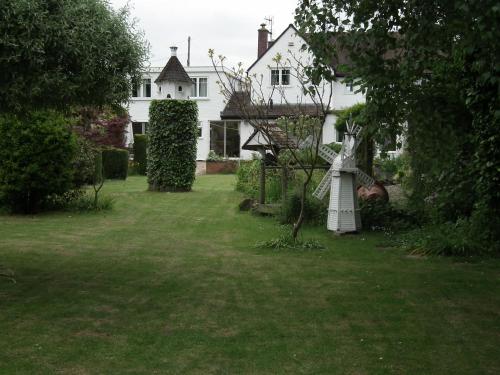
{"left": 257, "top": 23, "right": 270, "bottom": 58}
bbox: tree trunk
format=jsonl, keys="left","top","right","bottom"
{"left": 292, "top": 177, "right": 310, "bottom": 240}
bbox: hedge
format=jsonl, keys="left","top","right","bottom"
{"left": 102, "top": 148, "right": 129, "bottom": 179}
{"left": 133, "top": 134, "right": 148, "bottom": 175}
{"left": 0, "top": 110, "right": 76, "bottom": 213}
{"left": 148, "top": 99, "right": 198, "bottom": 191}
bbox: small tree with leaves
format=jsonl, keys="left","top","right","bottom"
{"left": 209, "top": 48, "right": 339, "bottom": 239}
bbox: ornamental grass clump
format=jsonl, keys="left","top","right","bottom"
{"left": 148, "top": 100, "right": 198, "bottom": 192}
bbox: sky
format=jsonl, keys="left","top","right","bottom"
{"left": 108, "top": 0, "right": 298, "bottom": 69}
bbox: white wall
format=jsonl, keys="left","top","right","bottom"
{"left": 246, "top": 25, "right": 366, "bottom": 146}
{"left": 126, "top": 66, "right": 230, "bottom": 160}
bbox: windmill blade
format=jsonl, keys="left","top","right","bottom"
{"left": 299, "top": 135, "right": 313, "bottom": 149}
{"left": 317, "top": 144, "right": 338, "bottom": 164}
{"left": 312, "top": 168, "right": 334, "bottom": 199}
{"left": 355, "top": 169, "right": 375, "bottom": 188}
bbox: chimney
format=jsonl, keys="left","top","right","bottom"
{"left": 257, "top": 23, "right": 269, "bottom": 58}
{"left": 170, "top": 46, "right": 178, "bottom": 56}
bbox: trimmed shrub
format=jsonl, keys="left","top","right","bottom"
{"left": 102, "top": 148, "right": 128, "bottom": 179}
{"left": 148, "top": 99, "right": 198, "bottom": 191}
{"left": 133, "top": 134, "right": 148, "bottom": 175}
{"left": 0, "top": 111, "right": 76, "bottom": 213}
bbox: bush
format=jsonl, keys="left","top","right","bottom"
{"left": 72, "top": 136, "right": 99, "bottom": 187}
{"left": 148, "top": 100, "right": 198, "bottom": 191}
{"left": 0, "top": 111, "right": 76, "bottom": 213}
{"left": 280, "top": 188, "right": 328, "bottom": 225}
{"left": 133, "top": 134, "right": 147, "bottom": 175}
{"left": 102, "top": 148, "right": 128, "bottom": 179}
{"left": 359, "top": 198, "right": 417, "bottom": 232}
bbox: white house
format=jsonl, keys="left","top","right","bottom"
{"left": 126, "top": 46, "right": 238, "bottom": 161}
{"left": 126, "top": 23, "right": 400, "bottom": 165}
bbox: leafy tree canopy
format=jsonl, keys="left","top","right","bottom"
{"left": 295, "top": 0, "right": 500, "bottom": 250}
{"left": 0, "top": 0, "right": 149, "bottom": 113}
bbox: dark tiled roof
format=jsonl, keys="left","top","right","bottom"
{"left": 220, "top": 91, "right": 321, "bottom": 120}
{"left": 155, "top": 56, "right": 192, "bottom": 84}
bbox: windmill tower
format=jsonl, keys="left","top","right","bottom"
{"left": 304, "top": 120, "right": 374, "bottom": 233}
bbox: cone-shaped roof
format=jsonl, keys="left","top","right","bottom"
{"left": 155, "top": 55, "right": 192, "bottom": 84}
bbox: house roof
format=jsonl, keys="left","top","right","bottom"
{"left": 246, "top": 24, "right": 353, "bottom": 77}
{"left": 155, "top": 55, "right": 192, "bottom": 84}
{"left": 220, "top": 91, "right": 321, "bottom": 120}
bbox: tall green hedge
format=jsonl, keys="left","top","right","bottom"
{"left": 148, "top": 100, "right": 198, "bottom": 191}
{"left": 133, "top": 134, "right": 148, "bottom": 175}
{"left": 102, "top": 148, "right": 129, "bottom": 180}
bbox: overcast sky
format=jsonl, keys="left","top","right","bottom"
{"left": 108, "top": 0, "right": 298, "bottom": 69}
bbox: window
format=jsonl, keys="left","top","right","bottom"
{"left": 271, "top": 68, "right": 291, "bottom": 86}
{"left": 178, "top": 85, "right": 183, "bottom": 92}
{"left": 142, "top": 79, "right": 151, "bottom": 97}
{"left": 197, "top": 122, "right": 203, "bottom": 138}
{"left": 271, "top": 69, "right": 280, "bottom": 85}
{"left": 132, "top": 82, "right": 140, "bottom": 97}
{"left": 132, "top": 122, "right": 149, "bottom": 135}
{"left": 281, "top": 69, "right": 290, "bottom": 85}
{"left": 209, "top": 121, "right": 240, "bottom": 158}
{"left": 191, "top": 77, "right": 208, "bottom": 98}
{"left": 132, "top": 78, "right": 151, "bottom": 98}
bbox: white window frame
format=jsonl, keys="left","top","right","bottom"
{"left": 191, "top": 77, "right": 208, "bottom": 98}
{"left": 270, "top": 68, "right": 291, "bottom": 86}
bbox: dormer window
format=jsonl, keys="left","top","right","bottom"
{"left": 271, "top": 68, "right": 291, "bottom": 86}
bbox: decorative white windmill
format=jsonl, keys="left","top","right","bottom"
{"left": 303, "top": 119, "right": 375, "bottom": 233}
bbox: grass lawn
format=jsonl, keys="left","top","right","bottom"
{"left": 1, "top": 175, "right": 499, "bottom": 374}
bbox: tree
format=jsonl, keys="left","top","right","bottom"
{"left": 0, "top": 0, "right": 149, "bottom": 113}
{"left": 295, "top": 0, "right": 500, "bottom": 250}
{"left": 209, "top": 50, "right": 336, "bottom": 240}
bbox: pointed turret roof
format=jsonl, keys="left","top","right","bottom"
{"left": 155, "top": 47, "right": 192, "bottom": 84}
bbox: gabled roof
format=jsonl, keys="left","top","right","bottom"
{"left": 155, "top": 55, "right": 192, "bottom": 84}
{"left": 247, "top": 24, "right": 299, "bottom": 73}
{"left": 246, "top": 23, "right": 353, "bottom": 77}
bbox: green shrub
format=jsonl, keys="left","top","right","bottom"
{"left": 280, "top": 188, "right": 328, "bottom": 225}
{"left": 236, "top": 158, "right": 285, "bottom": 203}
{"left": 0, "top": 111, "right": 76, "bottom": 213}
{"left": 133, "top": 134, "right": 147, "bottom": 175}
{"left": 72, "top": 136, "right": 99, "bottom": 187}
{"left": 359, "top": 198, "right": 417, "bottom": 232}
{"left": 148, "top": 100, "right": 198, "bottom": 191}
{"left": 102, "top": 148, "right": 128, "bottom": 179}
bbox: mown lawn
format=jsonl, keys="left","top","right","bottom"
{"left": 1, "top": 175, "right": 499, "bottom": 374}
